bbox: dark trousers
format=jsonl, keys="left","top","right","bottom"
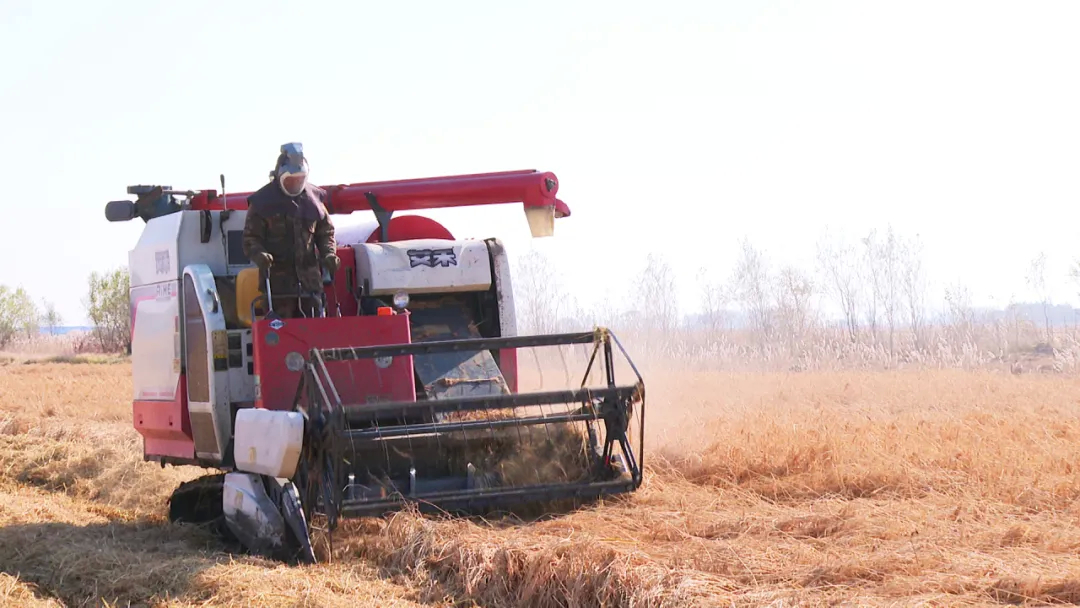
{"left": 262, "top": 270, "right": 323, "bottom": 319}
{"left": 270, "top": 294, "right": 323, "bottom": 318}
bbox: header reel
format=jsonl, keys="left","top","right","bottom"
{"left": 290, "top": 328, "right": 645, "bottom": 539}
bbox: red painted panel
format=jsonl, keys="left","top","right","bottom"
{"left": 252, "top": 314, "right": 416, "bottom": 411}
{"left": 364, "top": 215, "right": 455, "bottom": 243}
{"left": 133, "top": 376, "right": 195, "bottom": 460}
{"left": 324, "top": 246, "right": 359, "bottom": 317}
{"left": 500, "top": 348, "right": 518, "bottom": 393}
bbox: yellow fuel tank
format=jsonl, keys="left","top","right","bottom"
{"left": 235, "top": 268, "right": 264, "bottom": 328}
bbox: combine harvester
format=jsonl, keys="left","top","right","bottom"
{"left": 104, "top": 167, "right": 645, "bottom": 563}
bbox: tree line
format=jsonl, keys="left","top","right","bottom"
{"left": 0, "top": 268, "right": 130, "bottom": 353}
{"left": 3, "top": 228, "right": 1071, "bottom": 369}
{"left": 512, "top": 225, "right": 1076, "bottom": 371}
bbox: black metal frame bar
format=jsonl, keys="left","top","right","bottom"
{"left": 291, "top": 327, "right": 645, "bottom": 530}
{"left": 317, "top": 331, "right": 601, "bottom": 361}
{"left": 340, "top": 478, "right": 639, "bottom": 517}
{"left": 344, "top": 411, "right": 597, "bottom": 441}
{"left": 343, "top": 385, "right": 640, "bottom": 421}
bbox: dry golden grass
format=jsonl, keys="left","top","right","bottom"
{"left": 0, "top": 573, "right": 62, "bottom": 608}
{"left": 5, "top": 360, "right": 1080, "bottom": 606}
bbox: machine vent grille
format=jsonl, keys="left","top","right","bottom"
{"left": 189, "top": 411, "right": 218, "bottom": 455}
{"left": 183, "top": 276, "right": 210, "bottom": 403}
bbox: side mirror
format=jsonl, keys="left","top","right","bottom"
{"left": 105, "top": 200, "right": 137, "bottom": 222}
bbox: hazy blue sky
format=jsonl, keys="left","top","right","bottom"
{"left": 3, "top": 1, "right": 1079, "bottom": 325}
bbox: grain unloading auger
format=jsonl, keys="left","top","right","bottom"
{"left": 104, "top": 168, "right": 645, "bottom": 564}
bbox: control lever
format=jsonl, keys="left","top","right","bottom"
{"left": 263, "top": 275, "right": 280, "bottom": 320}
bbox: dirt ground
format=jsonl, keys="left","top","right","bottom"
{"left": 3, "top": 358, "right": 1080, "bottom": 606}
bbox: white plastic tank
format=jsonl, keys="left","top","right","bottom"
{"left": 232, "top": 409, "right": 305, "bottom": 479}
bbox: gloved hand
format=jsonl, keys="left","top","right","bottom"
{"left": 322, "top": 253, "right": 340, "bottom": 275}
{"left": 251, "top": 251, "right": 273, "bottom": 269}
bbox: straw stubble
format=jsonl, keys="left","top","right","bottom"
{"left": 5, "top": 363, "right": 1080, "bottom": 605}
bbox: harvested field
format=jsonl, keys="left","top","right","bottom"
{"left": 4, "top": 359, "right": 1080, "bottom": 606}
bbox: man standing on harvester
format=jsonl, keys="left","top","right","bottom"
{"left": 243, "top": 142, "right": 340, "bottom": 318}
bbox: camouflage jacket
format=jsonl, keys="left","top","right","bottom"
{"left": 242, "top": 181, "right": 336, "bottom": 294}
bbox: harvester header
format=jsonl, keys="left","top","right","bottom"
{"left": 106, "top": 163, "right": 644, "bottom": 565}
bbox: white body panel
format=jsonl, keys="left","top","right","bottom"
{"left": 129, "top": 210, "right": 242, "bottom": 289}
{"left": 233, "top": 409, "right": 305, "bottom": 478}
{"left": 129, "top": 209, "right": 258, "bottom": 410}
{"left": 129, "top": 209, "right": 258, "bottom": 288}
{"left": 130, "top": 280, "right": 181, "bottom": 400}
{"left": 353, "top": 238, "right": 493, "bottom": 296}
{"left": 128, "top": 212, "right": 184, "bottom": 290}
{"left": 127, "top": 213, "right": 186, "bottom": 401}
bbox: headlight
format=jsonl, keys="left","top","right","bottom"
{"left": 393, "top": 290, "right": 409, "bottom": 309}
{"left": 285, "top": 351, "right": 305, "bottom": 372}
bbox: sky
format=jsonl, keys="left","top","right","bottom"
{"left": 2, "top": 0, "right": 1079, "bottom": 325}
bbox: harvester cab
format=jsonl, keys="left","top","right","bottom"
{"left": 105, "top": 168, "right": 645, "bottom": 563}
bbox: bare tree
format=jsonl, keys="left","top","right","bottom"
{"left": 899, "top": 233, "right": 928, "bottom": 351}
{"left": 815, "top": 228, "right": 862, "bottom": 343}
{"left": 696, "top": 266, "right": 730, "bottom": 339}
{"left": 1068, "top": 257, "right": 1080, "bottom": 299}
{"left": 1026, "top": 252, "right": 1052, "bottom": 345}
{"left": 729, "top": 238, "right": 774, "bottom": 349}
{"left": 944, "top": 280, "right": 976, "bottom": 346}
{"left": 514, "top": 250, "right": 565, "bottom": 335}
{"left": 1002, "top": 296, "right": 1023, "bottom": 354}
{"left": 862, "top": 226, "right": 905, "bottom": 360}
{"left": 41, "top": 300, "right": 62, "bottom": 336}
{"left": 636, "top": 253, "right": 678, "bottom": 334}
{"left": 860, "top": 230, "right": 883, "bottom": 344}
{"left": 774, "top": 265, "right": 816, "bottom": 357}
{"left": 880, "top": 226, "right": 903, "bottom": 360}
